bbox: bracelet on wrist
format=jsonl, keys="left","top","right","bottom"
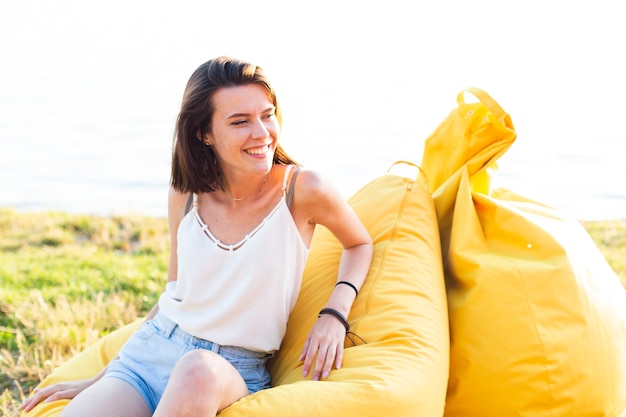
{"left": 318, "top": 307, "right": 350, "bottom": 333}
{"left": 335, "top": 280, "right": 359, "bottom": 297}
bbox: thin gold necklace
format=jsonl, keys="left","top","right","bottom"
{"left": 229, "top": 194, "right": 247, "bottom": 201}
{"left": 227, "top": 169, "right": 271, "bottom": 201}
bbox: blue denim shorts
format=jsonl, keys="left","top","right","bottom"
{"left": 104, "top": 312, "right": 272, "bottom": 412}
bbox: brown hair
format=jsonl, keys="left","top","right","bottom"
{"left": 170, "top": 56, "right": 299, "bottom": 193}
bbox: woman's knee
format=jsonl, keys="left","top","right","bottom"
{"left": 172, "top": 350, "right": 222, "bottom": 386}
{"left": 157, "top": 350, "right": 249, "bottom": 416}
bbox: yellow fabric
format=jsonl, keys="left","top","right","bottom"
{"left": 421, "top": 87, "right": 626, "bottom": 417}
{"left": 25, "top": 166, "right": 450, "bottom": 417}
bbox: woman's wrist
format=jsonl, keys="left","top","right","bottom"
{"left": 335, "top": 281, "right": 358, "bottom": 297}
{"left": 318, "top": 308, "right": 350, "bottom": 333}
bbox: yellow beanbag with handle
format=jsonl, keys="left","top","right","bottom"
{"left": 421, "top": 87, "right": 626, "bottom": 417}
{"left": 25, "top": 163, "right": 450, "bottom": 417}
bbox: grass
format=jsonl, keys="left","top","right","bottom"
{"left": 1, "top": 208, "right": 625, "bottom": 416}
{"left": 0, "top": 208, "right": 169, "bottom": 415}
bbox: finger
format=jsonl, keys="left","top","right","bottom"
{"left": 20, "top": 390, "right": 47, "bottom": 410}
{"left": 31, "top": 384, "right": 60, "bottom": 398}
{"left": 44, "top": 390, "right": 68, "bottom": 403}
{"left": 300, "top": 336, "right": 313, "bottom": 377}
{"left": 311, "top": 345, "right": 330, "bottom": 381}
{"left": 334, "top": 343, "right": 344, "bottom": 369}
{"left": 320, "top": 345, "right": 339, "bottom": 378}
{"left": 20, "top": 385, "right": 70, "bottom": 411}
{"left": 20, "top": 391, "right": 49, "bottom": 412}
{"left": 299, "top": 336, "right": 311, "bottom": 362}
{"left": 19, "top": 398, "right": 33, "bottom": 412}
{"left": 20, "top": 401, "right": 34, "bottom": 412}
{"left": 301, "top": 340, "right": 319, "bottom": 378}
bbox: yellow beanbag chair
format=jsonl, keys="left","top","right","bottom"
{"left": 421, "top": 87, "right": 626, "bottom": 416}
{"left": 26, "top": 164, "right": 450, "bottom": 417}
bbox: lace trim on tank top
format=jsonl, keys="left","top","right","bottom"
{"left": 191, "top": 165, "right": 294, "bottom": 252}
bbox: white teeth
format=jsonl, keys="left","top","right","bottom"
{"left": 245, "top": 145, "right": 269, "bottom": 155}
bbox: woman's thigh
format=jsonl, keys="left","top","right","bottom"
{"left": 60, "top": 377, "right": 151, "bottom": 417}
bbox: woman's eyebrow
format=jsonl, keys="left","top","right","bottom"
{"left": 226, "top": 106, "right": 275, "bottom": 119}
{"left": 226, "top": 112, "right": 250, "bottom": 119}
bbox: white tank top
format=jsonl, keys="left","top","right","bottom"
{"left": 158, "top": 165, "right": 309, "bottom": 352}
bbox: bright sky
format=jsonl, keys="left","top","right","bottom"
{"left": 1, "top": 0, "right": 624, "bottom": 218}
{"left": 3, "top": 0, "right": 623, "bottom": 133}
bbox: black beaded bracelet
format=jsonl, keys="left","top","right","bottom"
{"left": 335, "top": 280, "right": 359, "bottom": 297}
{"left": 318, "top": 308, "right": 350, "bottom": 333}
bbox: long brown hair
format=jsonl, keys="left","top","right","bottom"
{"left": 170, "top": 56, "right": 299, "bottom": 193}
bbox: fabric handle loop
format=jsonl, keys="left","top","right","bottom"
{"left": 386, "top": 160, "right": 429, "bottom": 189}
{"left": 457, "top": 87, "right": 506, "bottom": 119}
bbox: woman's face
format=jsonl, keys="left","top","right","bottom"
{"left": 207, "top": 84, "right": 279, "bottom": 178}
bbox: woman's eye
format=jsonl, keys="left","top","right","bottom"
{"left": 231, "top": 120, "right": 247, "bottom": 126}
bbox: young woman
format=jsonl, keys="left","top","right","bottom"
{"left": 21, "top": 56, "right": 373, "bottom": 417}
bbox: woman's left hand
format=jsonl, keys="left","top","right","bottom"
{"left": 299, "top": 314, "right": 346, "bottom": 381}
{"left": 19, "top": 378, "right": 95, "bottom": 412}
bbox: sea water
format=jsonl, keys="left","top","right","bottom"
{"left": 2, "top": 85, "right": 625, "bottom": 221}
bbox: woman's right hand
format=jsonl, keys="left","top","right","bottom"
{"left": 19, "top": 378, "right": 95, "bottom": 413}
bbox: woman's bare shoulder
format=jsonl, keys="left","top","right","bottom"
{"left": 168, "top": 186, "right": 192, "bottom": 221}
{"left": 292, "top": 167, "right": 328, "bottom": 196}
{"left": 291, "top": 168, "right": 345, "bottom": 219}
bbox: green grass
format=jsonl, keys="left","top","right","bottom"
{"left": 0, "top": 208, "right": 624, "bottom": 416}
{"left": 0, "top": 208, "right": 169, "bottom": 415}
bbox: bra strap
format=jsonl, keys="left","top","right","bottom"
{"left": 286, "top": 166, "right": 300, "bottom": 210}
{"left": 281, "top": 165, "right": 293, "bottom": 190}
{"left": 184, "top": 193, "right": 194, "bottom": 215}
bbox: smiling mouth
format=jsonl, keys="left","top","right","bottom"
{"left": 245, "top": 144, "right": 270, "bottom": 155}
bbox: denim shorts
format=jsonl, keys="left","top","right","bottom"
{"left": 104, "top": 312, "right": 272, "bottom": 412}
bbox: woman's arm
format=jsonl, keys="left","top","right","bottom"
{"left": 293, "top": 170, "right": 374, "bottom": 381}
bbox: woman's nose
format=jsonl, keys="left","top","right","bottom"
{"left": 251, "top": 118, "right": 269, "bottom": 138}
